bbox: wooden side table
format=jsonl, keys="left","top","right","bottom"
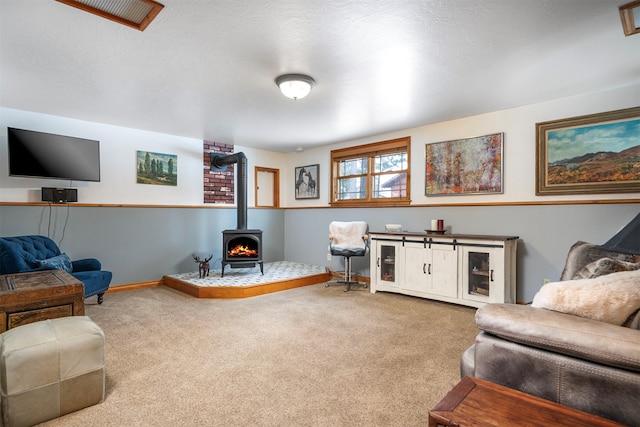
{"left": 429, "top": 376, "right": 625, "bottom": 427}
{"left": 0, "top": 270, "right": 85, "bottom": 332}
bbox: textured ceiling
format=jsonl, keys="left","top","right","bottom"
{"left": 1, "top": 0, "right": 638, "bottom": 152}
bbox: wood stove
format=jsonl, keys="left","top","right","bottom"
{"left": 211, "top": 151, "right": 264, "bottom": 277}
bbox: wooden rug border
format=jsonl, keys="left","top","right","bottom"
{"left": 163, "top": 271, "right": 330, "bottom": 298}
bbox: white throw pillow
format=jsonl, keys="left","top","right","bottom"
{"left": 532, "top": 269, "right": 640, "bottom": 326}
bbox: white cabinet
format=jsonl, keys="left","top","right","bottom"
{"left": 404, "top": 240, "right": 457, "bottom": 298}
{"left": 403, "top": 242, "right": 430, "bottom": 293}
{"left": 429, "top": 244, "right": 459, "bottom": 298}
{"left": 370, "top": 232, "right": 518, "bottom": 308}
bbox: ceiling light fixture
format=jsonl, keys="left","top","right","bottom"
{"left": 275, "top": 74, "right": 315, "bottom": 100}
{"left": 56, "top": 0, "right": 164, "bottom": 31}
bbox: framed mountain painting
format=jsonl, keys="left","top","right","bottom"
{"left": 536, "top": 107, "right": 640, "bottom": 195}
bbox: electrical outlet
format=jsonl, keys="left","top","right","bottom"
{"left": 327, "top": 253, "right": 331, "bottom": 261}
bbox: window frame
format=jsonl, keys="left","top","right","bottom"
{"left": 330, "top": 136, "right": 411, "bottom": 207}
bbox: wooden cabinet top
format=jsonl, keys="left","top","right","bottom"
{"left": 0, "top": 270, "right": 84, "bottom": 302}
{"left": 0, "top": 270, "right": 85, "bottom": 332}
{"left": 370, "top": 231, "right": 519, "bottom": 241}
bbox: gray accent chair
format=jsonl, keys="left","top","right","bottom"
{"left": 461, "top": 302, "right": 640, "bottom": 426}
{"left": 462, "top": 239, "right": 640, "bottom": 426}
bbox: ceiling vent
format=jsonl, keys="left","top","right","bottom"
{"left": 56, "top": 0, "right": 164, "bottom": 31}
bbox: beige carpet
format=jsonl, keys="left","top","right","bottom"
{"left": 41, "top": 284, "right": 478, "bottom": 426}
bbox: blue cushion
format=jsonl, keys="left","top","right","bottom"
{"left": 72, "top": 258, "right": 102, "bottom": 272}
{"left": 72, "top": 270, "right": 113, "bottom": 298}
{"left": 37, "top": 253, "right": 73, "bottom": 273}
{"left": 0, "top": 236, "right": 61, "bottom": 274}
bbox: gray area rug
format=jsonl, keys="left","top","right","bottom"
{"left": 41, "top": 284, "right": 478, "bottom": 426}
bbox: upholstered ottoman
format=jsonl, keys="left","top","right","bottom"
{"left": 0, "top": 316, "right": 105, "bottom": 427}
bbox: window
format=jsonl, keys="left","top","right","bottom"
{"left": 331, "top": 137, "right": 411, "bottom": 207}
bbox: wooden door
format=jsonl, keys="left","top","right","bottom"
{"left": 255, "top": 167, "right": 279, "bottom": 208}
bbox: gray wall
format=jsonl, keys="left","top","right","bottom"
{"left": 283, "top": 203, "right": 640, "bottom": 303}
{"left": 2, "top": 203, "right": 638, "bottom": 303}
{"left": 0, "top": 205, "right": 284, "bottom": 285}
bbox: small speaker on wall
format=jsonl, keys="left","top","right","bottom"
{"left": 41, "top": 187, "right": 78, "bottom": 203}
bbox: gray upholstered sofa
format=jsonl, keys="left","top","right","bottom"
{"left": 461, "top": 241, "right": 640, "bottom": 426}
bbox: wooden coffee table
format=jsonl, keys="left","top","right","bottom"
{"left": 429, "top": 376, "right": 624, "bottom": 427}
{"left": 0, "top": 270, "right": 85, "bottom": 332}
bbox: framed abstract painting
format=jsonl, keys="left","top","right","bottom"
{"left": 425, "top": 133, "right": 503, "bottom": 196}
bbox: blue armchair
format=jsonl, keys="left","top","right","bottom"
{"left": 0, "top": 235, "right": 112, "bottom": 304}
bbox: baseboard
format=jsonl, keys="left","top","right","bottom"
{"left": 104, "top": 276, "right": 531, "bottom": 305}
{"left": 163, "top": 272, "right": 330, "bottom": 298}
{"left": 106, "top": 280, "right": 164, "bottom": 293}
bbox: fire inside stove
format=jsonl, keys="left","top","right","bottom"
{"left": 226, "top": 235, "right": 260, "bottom": 259}
{"left": 228, "top": 243, "right": 258, "bottom": 258}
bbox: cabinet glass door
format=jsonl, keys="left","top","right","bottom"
{"left": 461, "top": 249, "right": 494, "bottom": 304}
{"left": 467, "top": 251, "right": 490, "bottom": 297}
{"left": 462, "top": 245, "right": 508, "bottom": 304}
{"left": 379, "top": 244, "right": 397, "bottom": 284}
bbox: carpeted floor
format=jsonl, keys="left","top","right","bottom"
{"left": 40, "top": 283, "right": 479, "bottom": 427}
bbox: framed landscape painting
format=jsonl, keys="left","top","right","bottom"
{"left": 294, "top": 164, "right": 319, "bottom": 199}
{"left": 425, "top": 133, "right": 503, "bottom": 196}
{"left": 136, "top": 150, "right": 177, "bottom": 186}
{"left": 536, "top": 106, "right": 640, "bottom": 195}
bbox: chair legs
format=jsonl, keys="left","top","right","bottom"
{"left": 326, "top": 256, "right": 368, "bottom": 292}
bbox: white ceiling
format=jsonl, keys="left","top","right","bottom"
{"left": 1, "top": 1, "right": 638, "bottom": 152}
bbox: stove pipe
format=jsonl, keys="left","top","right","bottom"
{"left": 210, "top": 152, "right": 247, "bottom": 230}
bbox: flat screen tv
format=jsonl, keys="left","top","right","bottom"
{"left": 8, "top": 127, "right": 101, "bottom": 182}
